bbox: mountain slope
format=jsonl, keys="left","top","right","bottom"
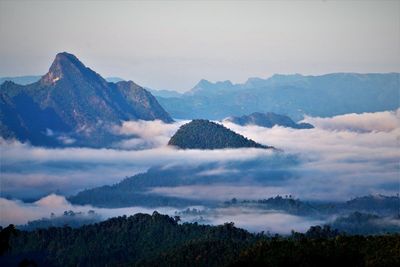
{"left": 0, "top": 52, "right": 173, "bottom": 147}
{"left": 157, "top": 73, "right": 400, "bottom": 120}
{"left": 224, "top": 112, "right": 314, "bottom": 129}
{"left": 168, "top": 119, "right": 271, "bottom": 149}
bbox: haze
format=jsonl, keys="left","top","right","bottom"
{"left": 0, "top": 0, "right": 399, "bottom": 91}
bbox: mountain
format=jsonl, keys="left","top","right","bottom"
{"left": 329, "top": 212, "right": 400, "bottom": 235}
{"left": 0, "top": 52, "right": 173, "bottom": 147}
{"left": 0, "top": 75, "right": 126, "bottom": 85}
{"left": 68, "top": 157, "right": 296, "bottom": 208}
{"left": 0, "top": 75, "right": 42, "bottom": 85}
{"left": 146, "top": 87, "right": 183, "bottom": 98}
{"left": 156, "top": 73, "right": 400, "bottom": 120}
{"left": 342, "top": 195, "right": 400, "bottom": 215}
{"left": 224, "top": 112, "right": 314, "bottom": 129}
{"left": 68, "top": 167, "right": 202, "bottom": 208}
{"left": 168, "top": 119, "right": 271, "bottom": 149}
{"left": 185, "top": 79, "right": 236, "bottom": 96}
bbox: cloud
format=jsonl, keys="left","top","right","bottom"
{"left": 0, "top": 137, "right": 273, "bottom": 199}
{"left": 0, "top": 194, "right": 180, "bottom": 227}
{"left": 0, "top": 194, "right": 322, "bottom": 234}
{"left": 1, "top": 109, "right": 399, "bottom": 208}
{"left": 204, "top": 207, "right": 324, "bottom": 234}
{"left": 149, "top": 185, "right": 289, "bottom": 201}
{"left": 112, "top": 120, "right": 186, "bottom": 149}
{"left": 302, "top": 109, "right": 400, "bottom": 132}
{"left": 217, "top": 110, "right": 400, "bottom": 201}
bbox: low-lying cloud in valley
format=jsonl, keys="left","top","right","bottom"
{"left": 0, "top": 109, "right": 399, "bottom": 232}
{"left": 0, "top": 194, "right": 323, "bottom": 234}
{"left": 302, "top": 109, "right": 400, "bottom": 132}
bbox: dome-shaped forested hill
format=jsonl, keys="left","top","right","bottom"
{"left": 168, "top": 119, "right": 273, "bottom": 149}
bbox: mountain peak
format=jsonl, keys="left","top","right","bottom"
{"left": 50, "top": 52, "right": 85, "bottom": 73}
{"left": 195, "top": 79, "right": 212, "bottom": 88}
{"left": 194, "top": 79, "right": 233, "bottom": 89}
{"left": 41, "top": 52, "right": 100, "bottom": 85}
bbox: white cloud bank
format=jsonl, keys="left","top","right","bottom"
{"left": 0, "top": 137, "right": 273, "bottom": 198}
{"left": 0, "top": 194, "right": 179, "bottom": 227}
{"left": 112, "top": 119, "right": 187, "bottom": 149}
{"left": 0, "top": 109, "right": 399, "bottom": 229}
{"left": 302, "top": 109, "right": 400, "bottom": 132}
{"left": 0, "top": 194, "right": 322, "bottom": 234}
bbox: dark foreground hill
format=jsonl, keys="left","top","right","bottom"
{"left": 168, "top": 119, "right": 272, "bottom": 149}
{"left": 225, "top": 112, "right": 314, "bottom": 129}
{"left": 1, "top": 213, "right": 399, "bottom": 267}
{"left": 0, "top": 52, "right": 173, "bottom": 147}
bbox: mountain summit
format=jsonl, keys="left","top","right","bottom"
{"left": 40, "top": 52, "right": 100, "bottom": 86}
{"left": 0, "top": 52, "right": 173, "bottom": 147}
{"left": 168, "top": 119, "right": 272, "bottom": 150}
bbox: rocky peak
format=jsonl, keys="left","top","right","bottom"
{"left": 40, "top": 52, "right": 104, "bottom": 86}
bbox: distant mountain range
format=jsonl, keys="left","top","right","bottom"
{"left": 0, "top": 52, "right": 173, "bottom": 147}
{"left": 4, "top": 71, "right": 398, "bottom": 123}
{"left": 224, "top": 112, "right": 314, "bottom": 129}
{"left": 168, "top": 119, "right": 271, "bottom": 149}
{"left": 0, "top": 75, "right": 43, "bottom": 85}
{"left": 156, "top": 73, "right": 400, "bottom": 120}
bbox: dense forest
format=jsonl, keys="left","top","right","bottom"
{"left": 1, "top": 212, "right": 399, "bottom": 267}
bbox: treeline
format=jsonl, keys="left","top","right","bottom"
{"left": 1, "top": 213, "right": 399, "bottom": 267}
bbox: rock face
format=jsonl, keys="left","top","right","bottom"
{"left": 0, "top": 52, "right": 173, "bottom": 147}
{"left": 168, "top": 119, "right": 272, "bottom": 150}
{"left": 224, "top": 112, "right": 314, "bottom": 129}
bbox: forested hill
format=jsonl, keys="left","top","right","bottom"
{"left": 1, "top": 213, "right": 399, "bottom": 267}
{"left": 168, "top": 119, "right": 272, "bottom": 149}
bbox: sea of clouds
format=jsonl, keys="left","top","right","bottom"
{"left": 1, "top": 109, "right": 399, "bottom": 233}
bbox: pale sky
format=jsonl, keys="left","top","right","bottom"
{"left": 0, "top": 0, "right": 399, "bottom": 91}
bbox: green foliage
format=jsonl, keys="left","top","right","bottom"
{"left": 3, "top": 213, "right": 254, "bottom": 267}
{"left": 168, "top": 119, "right": 271, "bottom": 149}
{"left": 0, "top": 224, "right": 18, "bottom": 256}
{"left": 230, "top": 235, "right": 400, "bottom": 267}
{"left": 2, "top": 213, "right": 399, "bottom": 267}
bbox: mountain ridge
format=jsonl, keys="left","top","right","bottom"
{"left": 157, "top": 72, "right": 400, "bottom": 120}
{"left": 224, "top": 112, "right": 314, "bottom": 129}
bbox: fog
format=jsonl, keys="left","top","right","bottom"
{"left": 0, "top": 110, "right": 399, "bottom": 233}
{"left": 0, "top": 194, "right": 179, "bottom": 227}
{"left": 0, "top": 194, "right": 322, "bottom": 234}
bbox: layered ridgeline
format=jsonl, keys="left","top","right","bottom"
{"left": 168, "top": 119, "right": 272, "bottom": 149}
{"left": 224, "top": 112, "right": 314, "bottom": 129}
{"left": 0, "top": 52, "right": 173, "bottom": 147}
{"left": 157, "top": 73, "right": 400, "bottom": 120}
